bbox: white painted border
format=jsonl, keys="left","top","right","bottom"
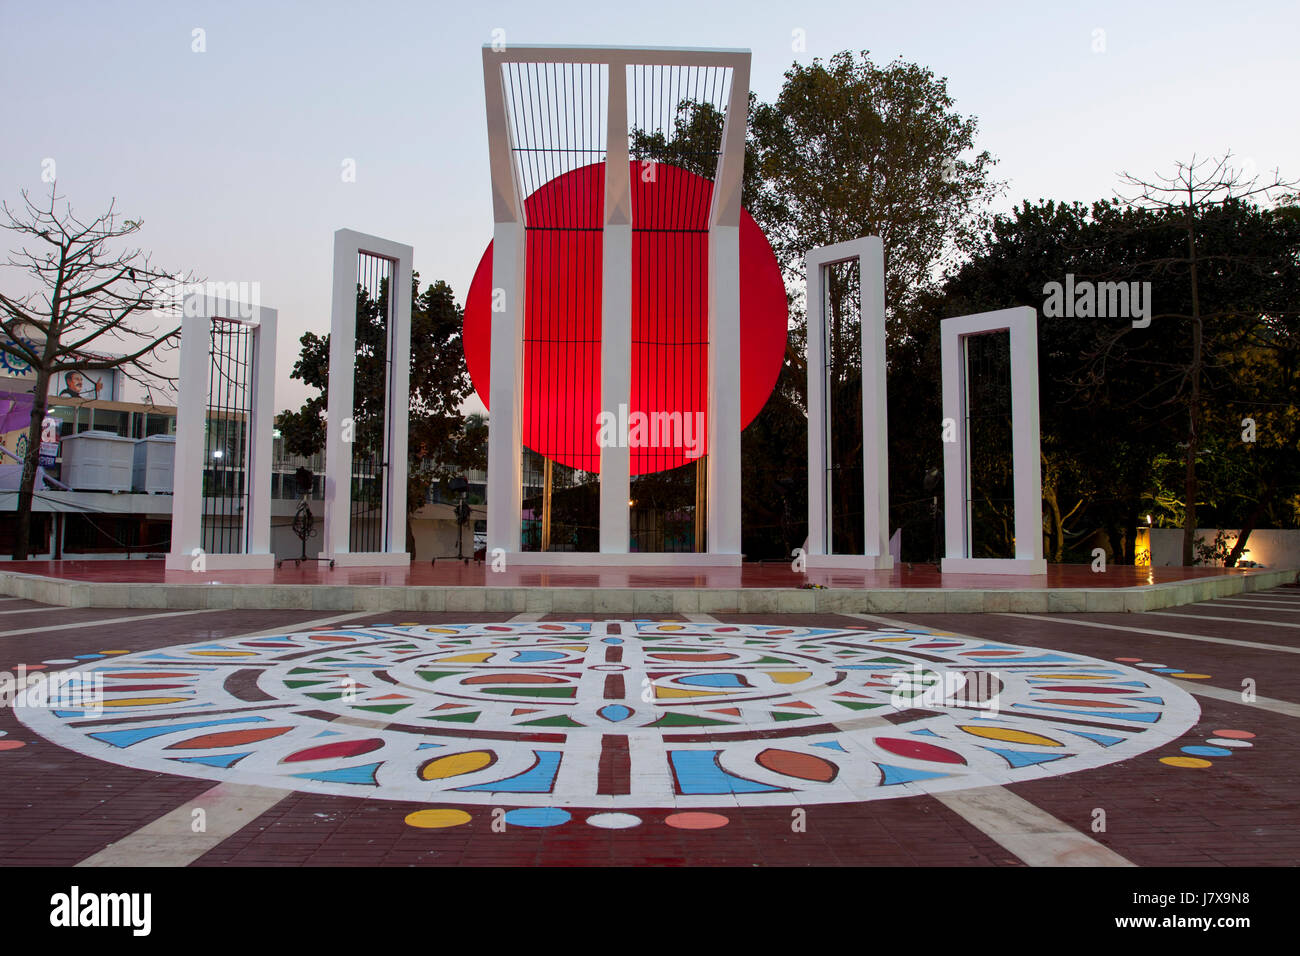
{"left": 805, "top": 237, "right": 891, "bottom": 570}
{"left": 322, "top": 228, "right": 413, "bottom": 566}
{"left": 940, "top": 306, "right": 1045, "bottom": 575}
{"left": 17, "top": 619, "right": 1200, "bottom": 808}
{"left": 166, "top": 296, "right": 277, "bottom": 571}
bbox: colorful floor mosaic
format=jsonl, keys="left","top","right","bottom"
{"left": 15, "top": 621, "right": 1201, "bottom": 808}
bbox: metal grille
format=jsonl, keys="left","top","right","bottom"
{"left": 503, "top": 61, "right": 607, "bottom": 550}
{"left": 963, "top": 331, "right": 1015, "bottom": 559}
{"left": 824, "top": 259, "right": 864, "bottom": 555}
{"left": 349, "top": 251, "right": 396, "bottom": 552}
{"left": 626, "top": 63, "right": 732, "bottom": 550}
{"left": 203, "top": 318, "right": 253, "bottom": 554}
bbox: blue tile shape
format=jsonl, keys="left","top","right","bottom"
{"left": 1012, "top": 703, "right": 1160, "bottom": 723}
{"left": 171, "top": 751, "right": 251, "bottom": 768}
{"left": 982, "top": 747, "right": 1068, "bottom": 769}
{"left": 669, "top": 750, "right": 782, "bottom": 794}
{"left": 455, "top": 750, "right": 562, "bottom": 793}
{"left": 290, "top": 761, "right": 381, "bottom": 785}
{"left": 877, "top": 763, "right": 949, "bottom": 786}
{"left": 90, "top": 715, "right": 267, "bottom": 749}
{"left": 1072, "top": 731, "right": 1126, "bottom": 747}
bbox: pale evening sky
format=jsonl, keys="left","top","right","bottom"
{"left": 1, "top": 0, "right": 1294, "bottom": 413}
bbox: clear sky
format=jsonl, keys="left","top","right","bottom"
{"left": 2, "top": 0, "right": 1294, "bottom": 412}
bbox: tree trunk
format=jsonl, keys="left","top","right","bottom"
{"left": 1180, "top": 201, "right": 1203, "bottom": 567}
{"left": 13, "top": 368, "right": 52, "bottom": 560}
{"left": 1122, "top": 503, "right": 1140, "bottom": 565}
{"left": 1225, "top": 480, "right": 1275, "bottom": 568}
{"left": 1044, "top": 483, "right": 1063, "bottom": 562}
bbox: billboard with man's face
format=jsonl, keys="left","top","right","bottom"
{"left": 1, "top": 337, "right": 121, "bottom": 401}
{"left": 54, "top": 369, "right": 116, "bottom": 401}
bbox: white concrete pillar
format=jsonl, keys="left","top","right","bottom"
{"left": 804, "top": 237, "right": 891, "bottom": 569}
{"left": 322, "top": 229, "right": 414, "bottom": 566}
{"left": 600, "top": 63, "right": 631, "bottom": 554}
{"left": 940, "top": 306, "right": 1046, "bottom": 574}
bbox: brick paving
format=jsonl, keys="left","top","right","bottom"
{"left": 0, "top": 593, "right": 1295, "bottom": 867}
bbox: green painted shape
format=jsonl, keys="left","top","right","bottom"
{"left": 771, "top": 710, "right": 813, "bottom": 721}
{"left": 417, "top": 671, "right": 461, "bottom": 683}
{"left": 835, "top": 699, "right": 885, "bottom": 711}
{"left": 755, "top": 656, "right": 793, "bottom": 664}
{"left": 481, "top": 686, "right": 576, "bottom": 698}
{"left": 355, "top": 703, "right": 412, "bottom": 714}
{"left": 427, "top": 710, "right": 480, "bottom": 723}
{"left": 287, "top": 667, "right": 329, "bottom": 675}
{"left": 864, "top": 656, "right": 909, "bottom": 665}
{"left": 519, "top": 715, "right": 584, "bottom": 727}
{"left": 650, "top": 712, "right": 732, "bottom": 728}
{"left": 284, "top": 679, "right": 331, "bottom": 689}
{"left": 306, "top": 691, "right": 344, "bottom": 701}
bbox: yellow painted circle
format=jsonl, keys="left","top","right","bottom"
{"left": 1170, "top": 672, "right": 1211, "bottom": 679}
{"left": 99, "top": 650, "right": 130, "bottom": 655}
{"left": 1159, "top": 756, "right": 1212, "bottom": 768}
{"left": 404, "top": 808, "right": 472, "bottom": 829}
{"left": 420, "top": 750, "right": 494, "bottom": 780}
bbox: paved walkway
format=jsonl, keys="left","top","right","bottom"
{"left": 0, "top": 588, "right": 1293, "bottom": 867}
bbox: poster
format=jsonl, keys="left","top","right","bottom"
{"left": 53, "top": 369, "right": 117, "bottom": 401}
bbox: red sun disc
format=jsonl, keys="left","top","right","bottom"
{"left": 463, "top": 161, "right": 787, "bottom": 475}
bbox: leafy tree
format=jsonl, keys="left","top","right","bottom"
{"left": 0, "top": 186, "right": 189, "bottom": 559}
{"left": 927, "top": 178, "right": 1300, "bottom": 566}
{"left": 1113, "top": 154, "right": 1298, "bottom": 564}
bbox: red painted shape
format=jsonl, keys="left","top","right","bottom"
{"left": 462, "top": 673, "right": 565, "bottom": 685}
{"left": 1037, "top": 698, "right": 1131, "bottom": 708}
{"left": 282, "top": 738, "right": 384, "bottom": 763}
{"left": 756, "top": 748, "right": 838, "bottom": 783}
{"left": 463, "top": 161, "right": 787, "bottom": 475}
{"left": 1036, "top": 685, "right": 1135, "bottom": 694}
{"left": 874, "top": 737, "right": 967, "bottom": 765}
{"left": 165, "top": 727, "right": 291, "bottom": 750}
{"left": 106, "top": 672, "right": 194, "bottom": 679}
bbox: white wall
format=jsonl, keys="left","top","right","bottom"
{"left": 1150, "top": 528, "right": 1300, "bottom": 569}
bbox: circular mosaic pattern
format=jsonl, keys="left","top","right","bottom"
{"left": 15, "top": 621, "right": 1200, "bottom": 808}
